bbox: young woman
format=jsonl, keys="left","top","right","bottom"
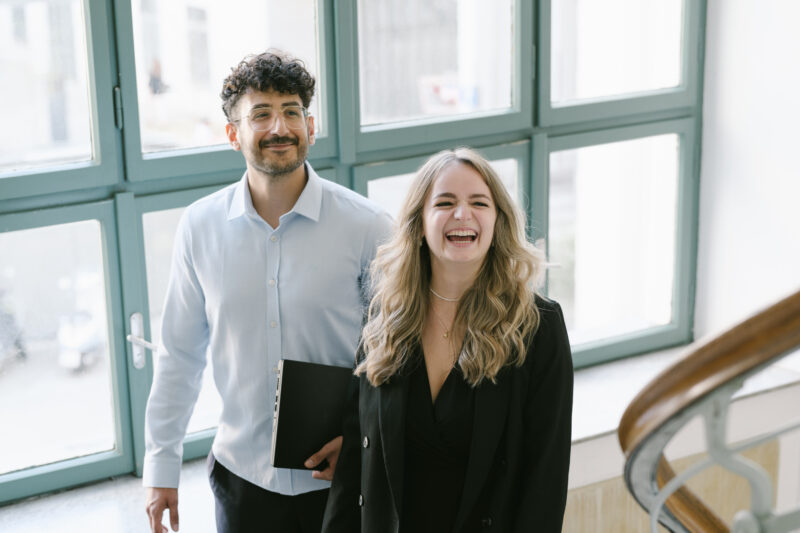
{"left": 322, "top": 148, "right": 573, "bottom": 533}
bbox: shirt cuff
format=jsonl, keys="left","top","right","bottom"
{"left": 142, "top": 457, "right": 182, "bottom": 488}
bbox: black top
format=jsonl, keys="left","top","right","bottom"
{"left": 401, "top": 357, "right": 475, "bottom": 533}
{"left": 321, "top": 297, "right": 574, "bottom": 533}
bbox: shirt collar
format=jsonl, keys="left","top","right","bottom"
{"left": 291, "top": 163, "right": 322, "bottom": 222}
{"left": 226, "top": 163, "right": 322, "bottom": 223}
{"left": 227, "top": 172, "right": 250, "bottom": 221}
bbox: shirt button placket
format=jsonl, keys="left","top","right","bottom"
{"left": 267, "top": 234, "right": 280, "bottom": 330}
{"left": 268, "top": 234, "right": 278, "bottom": 326}
{"left": 267, "top": 230, "right": 285, "bottom": 486}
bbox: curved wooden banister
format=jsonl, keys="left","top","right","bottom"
{"left": 618, "top": 289, "right": 800, "bottom": 532}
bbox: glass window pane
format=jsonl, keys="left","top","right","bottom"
{"left": 367, "top": 158, "right": 519, "bottom": 220}
{"left": 0, "top": 221, "right": 113, "bottom": 474}
{"left": 131, "top": 0, "right": 321, "bottom": 154}
{"left": 358, "top": 0, "right": 514, "bottom": 126}
{"left": 368, "top": 173, "right": 415, "bottom": 220}
{"left": 551, "top": 0, "right": 683, "bottom": 105}
{"left": 142, "top": 208, "right": 221, "bottom": 434}
{"left": 0, "top": 0, "right": 93, "bottom": 174}
{"left": 547, "top": 135, "right": 679, "bottom": 345}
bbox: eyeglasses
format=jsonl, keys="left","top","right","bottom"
{"left": 232, "top": 105, "right": 308, "bottom": 131}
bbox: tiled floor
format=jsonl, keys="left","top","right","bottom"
{"left": 0, "top": 458, "right": 214, "bottom": 533}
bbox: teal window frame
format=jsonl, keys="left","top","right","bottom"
{"left": 112, "top": 0, "right": 339, "bottom": 183}
{"left": 538, "top": 0, "right": 705, "bottom": 126}
{"left": 0, "top": 201, "right": 134, "bottom": 503}
{"left": 338, "top": 0, "right": 535, "bottom": 156}
{"left": 115, "top": 185, "right": 229, "bottom": 476}
{"left": 542, "top": 118, "right": 700, "bottom": 368}
{"left": 0, "top": 0, "right": 121, "bottom": 201}
{"left": 354, "top": 141, "right": 532, "bottom": 221}
{"left": 0, "top": 0, "right": 707, "bottom": 503}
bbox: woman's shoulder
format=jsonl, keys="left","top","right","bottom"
{"left": 534, "top": 294, "right": 567, "bottom": 328}
{"left": 525, "top": 294, "right": 571, "bottom": 366}
{"left": 533, "top": 293, "right": 560, "bottom": 313}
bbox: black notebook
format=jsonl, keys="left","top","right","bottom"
{"left": 270, "top": 359, "right": 354, "bottom": 470}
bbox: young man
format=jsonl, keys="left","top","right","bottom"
{"left": 143, "top": 50, "right": 392, "bottom": 533}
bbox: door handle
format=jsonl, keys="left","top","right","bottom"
{"left": 127, "top": 312, "right": 156, "bottom": 369}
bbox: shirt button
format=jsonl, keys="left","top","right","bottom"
{"left": 362, "top": 436, "right": 369, "bottom": 448}
{"left": 268, "top": 279, "right": 276, "bottom": 287}
{"left": 270, "top": 235, "right": 278, "bottom": 242}
{"left": 270, "top": 321, "right": 277, "bottom": 328}
{"left": 358, "top": 494, "right": 364, "bottom": 507}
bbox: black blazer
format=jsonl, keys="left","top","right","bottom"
{"left": 322, "top": 298, "right": 574, "bottom": 533}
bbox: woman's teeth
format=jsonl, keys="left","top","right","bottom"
{"left": 446, "top": 230, "right": 477, "bottom": 242}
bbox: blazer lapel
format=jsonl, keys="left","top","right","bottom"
{"left": 453, "top": 373, "right": 511, "bottom": 532}
{"left": 378, "top": 374, "right": 409, "bottom": 519}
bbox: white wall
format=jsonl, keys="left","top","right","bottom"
{"left": 695, "top": 0, "right": 800, "bottom": 338}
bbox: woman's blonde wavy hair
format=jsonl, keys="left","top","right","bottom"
{"left": 356, "top": 147, "right": 546, "bottom": 387}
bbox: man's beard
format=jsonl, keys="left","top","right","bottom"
{"left": 248, "top": 135, "right": 308, "bottom": 178}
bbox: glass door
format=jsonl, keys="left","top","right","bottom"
{"left": 0, "top": 203, "right": 133, "bottom": 503}
{"left": 115, "top": 187, "right": 228, "bottom": 473}
{"left": 0, "top": 0, "right": 131, "bottom": 504}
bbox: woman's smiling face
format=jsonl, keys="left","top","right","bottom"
{"left": 422, "top": 161, "right": 498, "bottom": 273}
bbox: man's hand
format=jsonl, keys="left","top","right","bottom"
{"left": 305, "top": 435, "right": 343, "bottom": 481}
{"left": 146, "top": 487, "right": 179, "bottom": 533}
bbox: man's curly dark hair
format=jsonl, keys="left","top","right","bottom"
{"left": 220, "top": 50, "right": 316, "bottom": 122}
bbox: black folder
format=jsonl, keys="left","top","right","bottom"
{"left": 270, "top": 359, "right": 354, "bottom": 470}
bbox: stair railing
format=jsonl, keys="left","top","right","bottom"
{"left": 618, "top": 289, "right": 800, "bottom": 532}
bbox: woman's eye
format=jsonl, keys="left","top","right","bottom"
{"left": 434, "top": 201, "right": 453, "bottom": 207}
{"left": 473, "top": 202, "right": 489, "bottom": 208}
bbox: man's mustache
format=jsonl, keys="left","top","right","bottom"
{"left": 260, "top": 137, "right": 298, "bottom": 148}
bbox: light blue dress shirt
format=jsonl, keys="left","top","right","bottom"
{"left": 143, "top": 164, "right": 392, "bottom": 495}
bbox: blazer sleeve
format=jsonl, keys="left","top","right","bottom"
{"left": 514, "top": 300, "right": 574, "bottom": 533}
{"left": 321, "top": 369, "right": 362, "bottom": 532}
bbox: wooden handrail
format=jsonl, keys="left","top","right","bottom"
{"left": 618, "top": 289, "right": 800, "bottom": 531}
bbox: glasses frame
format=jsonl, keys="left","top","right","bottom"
{"left": 230, "top": 105, "right": 309, "bottom": 132}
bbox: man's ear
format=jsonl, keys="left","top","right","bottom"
{"left": 225, "top": 122, "right": 241, "bottom": 151}
{"left": 307, "top": 115, "right": 316, "bottom": 146}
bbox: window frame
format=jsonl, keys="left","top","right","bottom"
{"left": 353, "top": 141, "right": 532, "bottom": 220}
{"left": 0, "top": 0, "right": 122, "bottom": 201}
{"left": 0, "top": 0, "right": 707, "bottom": 503}
{"left": 116, "top": 184, "right": 231, "bottom": 476}
{"left": 543, "top": 118, "right": 700, "bottom": 368}
{"left": 112, "top": 0, "right": 338, "bottom": 183}
{"left": 0, "top": 200, "right": 134, "bottom": 504}
{"left": 336, "top": 0, "right": 534, "bottom": 158}
{"left": 537, "top": 0, "right": 705, "bottom": 127}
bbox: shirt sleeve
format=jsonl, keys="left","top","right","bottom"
{"left": 142, "top": 208, "right": 211, "bottom": 488}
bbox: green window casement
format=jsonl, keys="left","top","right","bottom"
{"left": 0, "top": 0, "right": 706, "bottom": 503}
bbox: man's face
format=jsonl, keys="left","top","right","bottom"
{"left": 226, "top": 89, "right": 316, "bottom": 178}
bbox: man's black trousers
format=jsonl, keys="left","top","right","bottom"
{"left": 208, "top": 452, "right": 329, "bottom": 533}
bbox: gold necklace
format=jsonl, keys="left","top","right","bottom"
{"left": 430, "top": 306, "right": 453, "bottom": 339}
{"left": 430, "top": 287, "right": 460, "bottom": 302}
